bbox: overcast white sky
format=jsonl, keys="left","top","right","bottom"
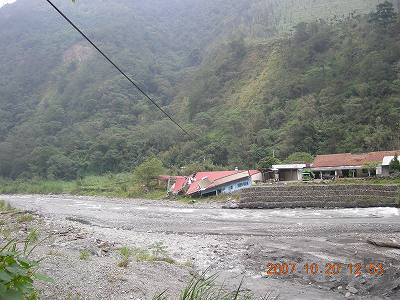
{"left": 0, "top": 0, "right": 16, "bottom": 8}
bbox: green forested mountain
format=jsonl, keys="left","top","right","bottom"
{"left": 0, "top": 0, "right": 399, "bottom": 179}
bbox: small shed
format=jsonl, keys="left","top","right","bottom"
{"left": 272, "top": 164, "right": 307, "bottom": 181}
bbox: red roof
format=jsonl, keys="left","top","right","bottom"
{"left": 158, "top": 175, "right": 188, "bottom": 194}
{"left": 365, "top": 150, "right": 400, "bottom": 162}
{"left": 172, "top": 176, "right": 187, "bottom": 194}
{"left": 186, "top": 170, "right": 260, "bottom": 195}
{"left": 313, "top": 150, "right": 400, "bottom": 168}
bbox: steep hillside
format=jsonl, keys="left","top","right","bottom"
{"left": 0, "top": 0, "right": 397, "bottom": 179}
{"left": 170, "top": 7, "right": 400, "bottom": 168}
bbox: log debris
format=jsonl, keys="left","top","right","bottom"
{"left": 367, "top": 238, "right": 400, "bottom": 249}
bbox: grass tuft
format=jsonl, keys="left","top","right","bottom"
{"left": 17, "top": 214, "right": 34, "bottom": 223}
{"left": 152, "top": 273, "right": 278, "bottom": 300}
{"left": 79, "top": 250, "right": 91, "bottom": 261}
{"left": 117, "top": 246, "right": 132, "bottom": 268}
{"left": 0, "top": 200, "right": 12, "bottom": 211}
{"left": 117, "top": 243, "right": 176, "bottom": 267}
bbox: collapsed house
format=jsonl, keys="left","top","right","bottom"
{"left": 160, "top": 170, "right": 262, "bottom": 197}
{"left": 159, "top": 151, "right": 399, "bottom": 194}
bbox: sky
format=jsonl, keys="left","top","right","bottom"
{"left": 0, "top": 0, "right": 16, "bottom": 8}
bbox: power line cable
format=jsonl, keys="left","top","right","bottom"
{"left": 45, "top": 0, "right": 193, "bottom": 138}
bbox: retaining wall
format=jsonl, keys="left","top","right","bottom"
{"left": 239, "top": 184, "right": 400, "bottom": 209}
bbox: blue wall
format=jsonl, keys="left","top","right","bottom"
{"left": 200, "top": 178, "right": 251, "bottom": 196}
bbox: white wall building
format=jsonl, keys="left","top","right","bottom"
{"left": 272, "top": 164, "right": 307, "bottom": 181}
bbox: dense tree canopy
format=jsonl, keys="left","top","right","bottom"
{"left": 284, "top": 153, "right": 315, "bottom": 164}
{"left": 0, "top": 0, "right": 399, "bottom": 179}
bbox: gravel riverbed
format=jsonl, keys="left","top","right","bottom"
{"left": 1, "top": 194, "right": 400, "bottom": 300}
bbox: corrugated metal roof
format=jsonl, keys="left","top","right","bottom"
{"left": 205, "top": 172, "right": 251, "bottom": 191}
{"left": 185, "top": 170, "right": 260, "bottom": 195}
{"left": 172, "top": 177, "right": 187, "bottom": 194}
{"left": 313, "top": 150, "right": 400, "bottom": 168}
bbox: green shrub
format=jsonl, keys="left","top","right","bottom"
{"left": 132, "top": 157, "right": 164, "bottom": 190}
{"left": 284, "top": 152, "right": 314, "bottom": 163}
{"left": 0, "top": 233, "right": 52, "bottom": 300}
{"left": 390, "top": 154, "right": 400, "bottom": 173}
{"left": 257, "top": 156, "right": 281, "bottom": 172}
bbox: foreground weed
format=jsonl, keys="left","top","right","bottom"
{"left": 47, "top": 249, "right": 64, "bottom": 257}
{"left": 117, "top": 246, "right": 131, "bottom": 268}
{"left": 79, "top": 250, "right": 91, "bottom": 261}
{"left": 150, "top": 242, "right": 168, "bottom": 257}
{"left": 397, "top": 190, "right": 400, "bottom": 207}
{"left": 133, "top": 242, "right": 175, "bottom": 264}
{"left": 118, "top": 243, "right": 175, "bottom": 266}
{"left": 132, "top": 247, "right": 152, "bottom": 262}
{"left": 0, "top": 200, "right": 12, "bottom": 212}
{"left": 17, "top": 213, "right": 34, "bottom": 223}
{"left": 66, "top": 291, "right": 82, "bottom": 300}
{"left": 182, "top": 259, "right": 195, "bottom": 268}
{"left": 0, "top": 232, "right": 52, "bottom": 300}
{"left": 152, "top": 273, "right": 278, "bottom": 300}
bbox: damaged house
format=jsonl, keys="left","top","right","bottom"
{"left": 160, "top": 170, "right": 262, "bottom": 197}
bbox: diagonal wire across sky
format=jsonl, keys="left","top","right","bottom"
{"left": 44, "top": 0, "right": 193, "bottom": 138}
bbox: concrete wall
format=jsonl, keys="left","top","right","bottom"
{"left": 239, "top": 184, "right": 399, "bottom": 209}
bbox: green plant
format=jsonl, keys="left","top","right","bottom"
{"left": 47, "top": 250, "right": 64, "bottom": 257}
{"left": 390, "top": 154, "right": 400, "bottom": 173}
{"left": 131, "top": 247, "right": 152, "bottom": 262}
{"left": 284, "top": 152, "right": 314, "bottom": 164}
{"left": 182, "top": 259, "right": 195, "bottom": 269}
{"left": 397, "top": 189, "right": 400, "bottom": 207}
{"left": 362, "top": 161, "right": 380, "bottom": 177}
{"left": 149, "top": 242, "right": 168, "bottom": 258}
{"left": 132, "top": 156, "right": 165, "bottom": 190}
{"left": 0, "top": 232, "right": 52, "bottom": 300}
{"left": 368, "top": 1, "right": 397, "bottom": 28}
{"left": 257, "top": 156, "right": 281, "bottom": 172}
{"left": 66, "top": 291, "right": 82, "bottom": 300}
{"left": 0, "top": 200, "right": 12, "bottom": 212}
{"left": 152, "top": 273, "right": 278, "bottom": 300}
{"left": 17, "top": 214, "right": 34, "bottom": 224}
{"left": 117, "top": 247, "right": 131, "bottom": 268}
{"left": 129, "top": 244, "right": 176, "bottom": 264}
{"left": 79, "top": 250, "right": 90, "bottom": 261}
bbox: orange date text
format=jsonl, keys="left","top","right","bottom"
{"left": 264, "top": 262, "right": 385, "bottom": 277}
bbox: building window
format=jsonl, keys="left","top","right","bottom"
{"left": 237, "top": 181, "right": 249, "bottom": 188}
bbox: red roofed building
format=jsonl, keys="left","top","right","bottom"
{"left": 160, "top": 170, "right": 262, "bottom": 197}
{"left": 311, "top": 150, "right": 400, "bottom": 178}
{"left": 158, "top": 175, "right": 187, "bottom": 194}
